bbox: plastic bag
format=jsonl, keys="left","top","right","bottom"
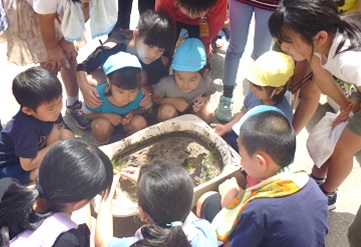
{"left": 307, "top": 112, "right": 348, "bottom": 168}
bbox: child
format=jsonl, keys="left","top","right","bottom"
{"left": 152, "top": 38, "right": 216, "bottom": 123}
{"left": 95, "top": 160, "right": 218, "bottom": 247}
{"left": 0, "top": 0, "right": 105, "bottom": 129}
{"left": 212, "top": 51, "right": 294, "bottom": 151}
{"left": 268, "top": 0, "right": 361, "bottom": 209}
{"left": 155, "top": 0, "right": 227, "bottom": 58}
{"left": 82, "top": 52, "right": 151, "bottom": 145}
{"left": 0, "top": 139, "right": 113, "bottom": 246}
{"left": 77, "top": 10, "right": 174, "bottom": 109}
{"left": 0, "top": 66, "right": 74, "bottom": 185}
{"left": 197, "top": 106, "right": 329, "bottom": 246}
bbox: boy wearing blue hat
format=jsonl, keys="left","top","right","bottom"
{"left": 196, "top": 106, "right": 329, "bottom": 247}
{"left": 152, "top": 38, "right": 216, "bottom": 123}
{"left": 82, "top": 52, "right": 151, "bottom": 144}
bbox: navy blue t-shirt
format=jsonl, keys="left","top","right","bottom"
{"left": 229, "top": 179, "right": 329, "bottom": 247}
{"left": 0, "top": 110, "right": 54, "bottom": 168}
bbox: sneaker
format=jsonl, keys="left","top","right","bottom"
{"left": 310, "top": 174, "right": 325, "bottom": 185}
{"left": 66, "top": 100, "right": 90, "bottom": 130}
{"left": 216, "top": 95, "right": 233, "bottom": 122}
{"left": 325, "top": 189, "right": 338, "bottom": 211}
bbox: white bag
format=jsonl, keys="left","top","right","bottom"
{"left": 307, "top": 112, "right": 349, "bottom": 168}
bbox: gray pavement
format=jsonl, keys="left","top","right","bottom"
{"left": 1, "top": 7, "right": 361, "bottom": 246}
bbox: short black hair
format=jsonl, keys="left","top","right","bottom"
{"left": 239, "top": 110, "right": 296, "bottom": 168}
{"left": 105, "top": 67, "right": 141, "bottom": 96}
{"left": 137, "top": 10, "right": 175, "bottom": 52}
{"left": 12, "top": 66, "right": 62, "bottom": 112}
{"left": 176, "top": 0, "right": 218, "bottom": 15}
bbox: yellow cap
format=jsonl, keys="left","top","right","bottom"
{"left": 246, "top": 51, "right": 295, "bottom": 87}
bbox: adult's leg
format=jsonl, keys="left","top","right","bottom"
{"left": 216, "top": 1, "right": 253, "bottom": 122}
{"left": 252, "top": 7, "right": 273, "bottom": 59}
{"left": 348, "top": 204, "right": 361, "bottom": 247}
{"left": 138, "top": 0, "right": 155, "bottom": 14}
{"left": 112, "top": 0, "right": 133, "bottom": 32}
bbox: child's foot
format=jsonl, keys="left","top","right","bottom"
{"left": 216, "top": 95, "right": 233, "bottom": 122}
{"left": 55, "top": 115, "right": 71, "bottom": 131}
{"left": 66, "top": 100, "right": 90, "bottom": 130}
{"left": 320, "top": 184, "right": 338, "bottom": 211}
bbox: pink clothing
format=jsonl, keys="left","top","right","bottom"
{"left": 237, "top": 0, "right": 279, "bottom": 11}
{"left": 155, "top": 0, "right": 227, "bottom": 55}
{"left": 247, "top": 175, "right": 263, "bottom": 187}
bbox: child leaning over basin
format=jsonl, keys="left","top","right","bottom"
{"left": 197, "top": 106, "right": 329, "bottom": 247}
{"left": 152, "top": 38, "right": 216, "bottom": 123}
{"left": 82, "top": 52, "right": 151, "bottom": 145}
{"left": 95, "top": 160, "right": 218, "bottom": 247}
{"left": 0, "top": 139, "right": 113, "bottom": 246}
{"left": 0, "top": 66, "right": 74, "bottom": 185}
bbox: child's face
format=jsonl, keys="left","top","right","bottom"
{"left": 237, "top": 137, "right": 263, "bottom": 180}
{"left": 109, "top": 85, "right": 139, "bottom": 106}
{"left": 135, "top": 37, "right": 165, "bottom": 65}
{"left": 174, "top": 71, "right": 202, "bottom": 93}
{"left": 249, "top": 82, "right": 273, "bottom": 101}
{"left": 31, "top": 96, "right": 63, "bottom": 122}
{"left": 278, "top": 29, "right": 313, "bottom": 62}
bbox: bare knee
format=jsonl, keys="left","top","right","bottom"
{"left": 124, "top": 115, "right": 147, "bottom": 135}
{"left": 157, "top": 104, "right": 178, "bottom": 122}
{"left": 91, "top": 118, "right": 113, "bottom": 143}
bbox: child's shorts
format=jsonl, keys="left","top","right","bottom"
{"left": 0, "top": 164, "right": 31, "bottom": 185}
{"left": 200, "top": 193, "right": 222, "bottom": 223}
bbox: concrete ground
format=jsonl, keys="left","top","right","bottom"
{"left": 1, "top": 4, "right": 361, "bottom": 246}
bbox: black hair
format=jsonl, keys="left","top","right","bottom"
{"left": 137, "top": 10, "right": 175, "bottom": 52}
{"left": 0, "top": 140, "right": 113, "bottom": 245}
{"left": 12, "top": 66, "right": 62, "bottom": 112}
{"left": 250, "top": 82, "right": 286, "bottom": 104}
{"left": 105, "top": 67, "right": 141, "bottom": 97}
{"left": 239, "top": 111, "right": 296, "bottom": 168}
{"left": 269, "top": 0, "right": 361, "bottom": 57}
{"left": 175, "top": 0, "right": 217, "bottom": 16}
{"left": 131, "top": 161, "right": 193, "bottom": 247}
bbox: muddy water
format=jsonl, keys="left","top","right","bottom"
{"left": 112, "top": 132, "right": 223, "bottom": 202}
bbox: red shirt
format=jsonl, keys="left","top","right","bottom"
{"left": 237, "top": 0, "right": 280, "bottom": 11}
{"left": 156, "top": 0, "right": 227, "bottom": 56}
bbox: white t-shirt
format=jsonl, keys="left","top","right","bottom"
{"left": 314, "top": 34, "right": 361, "bottom": 86}
{"left": 26, "top": 0, "right": 65, "bottom": 19}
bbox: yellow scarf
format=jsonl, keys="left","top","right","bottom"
{"left": 212, "top": 163, "right": 309, "bottom": 242}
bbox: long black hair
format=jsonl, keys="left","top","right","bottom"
{"left": 131, "top": 161, "right": 193, "bottom": 247}
{"left": 269, "top": 0, "right": 361, "bottom": 56}
{"left": 0, "top": 140, "right": 113, "bottom": 246}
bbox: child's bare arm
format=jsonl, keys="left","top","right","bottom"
{"left": 218, "top": 177, "right": 243, "bottom": 208}
{"left": 152, "top": 94, "right": 189, "bottom": 112}
{"left": 37, "top": 13, "right": 65, "bottom": 72}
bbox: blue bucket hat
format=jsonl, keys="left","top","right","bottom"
{"left": 172, "top": 38, "right": 206, "bottom": 72}
{"left": 232, "top": 105, "right": 286, "bottom": 136}
{"left": 103, "top": 52, "right": 142, "bottom": 75}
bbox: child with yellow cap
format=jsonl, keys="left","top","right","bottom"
{"left": 212, "top": 51, "right": 294, "bottom": 152}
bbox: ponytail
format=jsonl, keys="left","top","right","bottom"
{"left": 0, "top": 183, "right": 49, "bottom": 246}
{"left": 130, "top": 224, "right": 190, "bottom": 247}
{"left": 335, "top": 12, "right": 361, "bottom": 55}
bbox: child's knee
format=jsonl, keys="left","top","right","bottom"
{"left": 157, "top": 104, "right": 177, "bottom": 121}
{"left": 129, "top": 115, "right": 147, "bottom": 131}
{"left": 91, "top": 118, "right": 113, "bottom": 138}
{"left": 196, "top": 191, "right": 221, "bottom": 222}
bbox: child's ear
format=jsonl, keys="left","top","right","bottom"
{"left": 313, "top": 31, "right": 329, "bottom": 47}
{"left": 138, "top": 206, "right": 152, "bottom": 223}
{"left": 22, "top": 106, "right": 35, "bottom": 116}
{"left": 255, "top": 153, "right": 268, "bottom": 171}
{"left": 133, "top": 29, "right": 139, "bottom": 39}
{"left": 274, "top": 86, "right": 284, "bottom": 95}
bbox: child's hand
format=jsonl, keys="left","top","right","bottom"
{"left": 192, "top": 96, "right": 207, "bottom": 112}
{"left": 59, "top": 38, "right": 78, "bottom": 63}
{"left": 140, "top": 87, "right": 152, "bottom": 108}
{"left": 172, "top": 98, "right": 189, "bottom": 112}
{"left": 109, "top": 170, "right": 122, "bottom": 198}
{"left": 105, "top": 113, "right": 123, "bottom": 126}
{"left": 121, "top": 112, "right": 133, "bottom": 126}
{"left": 44, "top": 45, "right": 66, "bottom": 73}
{"left": 218, "top": 177, "right": 241, "bottom": 207}
{"left": 210, "top": 123, "right": 227, "bottom": 136}
{"left": 120, "top": 166, "right": 139, "bottom": 184}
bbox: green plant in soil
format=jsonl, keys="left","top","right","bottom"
{"left": 111, "top": 158, "right": 127, "bottom": 170}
